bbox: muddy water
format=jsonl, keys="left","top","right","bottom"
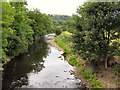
{"left": 2, "top": 34, "right": 82, "bottom": 89}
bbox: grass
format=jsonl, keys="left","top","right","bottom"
{"left": 68, "top": 55, "right": 77, "bottom": 65}
{"left": 68, "top": 55, "right": 104, "bottom": 88}
{"left": 55, "top": 31, "right": 72, "bottom": 55}
{"left": 55, "top": 31, "right": 104, "bottom": 88}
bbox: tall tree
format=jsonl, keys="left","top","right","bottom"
{"left": 2, "top": 2, "right": 15, "bottom": 61}
{"left": 28, "top": 9, "right": 52, "bottom": 40}
{"left": 73, "top": 2, "right": 120, "bottom": 69}
{"left": 6, "top": 1, "right": 34, "bottom": 56}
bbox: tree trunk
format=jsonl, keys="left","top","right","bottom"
{"left": 105, "top": 30, "right": 110, "bottom": 70}
{"left": 105, "top": 55, "right": 108, "bottom": 69}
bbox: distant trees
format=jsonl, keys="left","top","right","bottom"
{"left": 48, "top": 14, "right": 74, "bottom": 35}
{"left": 2, "top": 1, "right": 52, "bottom": 62}
{"left": 49, "top": 15, "right": 73, "bottom": 22}
{"left": 73, "top": 2, "right": 120, "bottom": 69}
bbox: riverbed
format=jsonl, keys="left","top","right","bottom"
{"left": 2, "top": 34, "right": 83, "bottom": 89}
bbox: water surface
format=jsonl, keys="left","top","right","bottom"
{"left": 2, "top": 34, "right": 82, "bottom": 89}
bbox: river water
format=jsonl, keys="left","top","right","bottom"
{"left": 2, "top": 34, "right": 82, "bottom": 89}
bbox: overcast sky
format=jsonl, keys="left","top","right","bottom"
{"left": 26, "top": 0, "right": 86, "bottom": 16}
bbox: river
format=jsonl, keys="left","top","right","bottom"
{"left": 2, "top": 34, "right": 83, "bottom": 89}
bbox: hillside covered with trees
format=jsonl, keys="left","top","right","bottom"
{"left": 49, "top": 14, "right": 75, "bottom": 35}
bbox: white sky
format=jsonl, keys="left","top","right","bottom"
{"left": 26, "top": 0, "right": 86, "bottom": 16}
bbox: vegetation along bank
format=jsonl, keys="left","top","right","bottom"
{"left": 1, "top": 1, "right": 52, "bottom": 64}
{"left": 54, "top": 2, "right": 120, "bottom": 88}
{"left": 1, "top": 0, "right": 120, "bottom": 88}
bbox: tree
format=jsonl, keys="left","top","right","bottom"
{"left": 65, "top": 20, "right": 76, "bottom": 33}
{"left": 5, "top": 1, "right": 34, "bottom": 56}
{"left": 2, "top": 2, "right": 15, "bottom": 61}
{"left": 28, "top": 9, "right": 52, "bottom": 40}
{"left": 49, "top": 14, "right": 73, "bottom": 34}
{"left": 73, "top": 2, "right": 120, "bottom": 69}
{"left": 1, "top": 1, "right": 53, "bottom": 62}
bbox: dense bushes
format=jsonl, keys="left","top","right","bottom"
{"left": 1, "top": 1, "right": 52, "bottom": 63}
{"left": 54, "top": 26, "right": 62, "bottom": 35}
{"left": 113, "top": 64, "right": 120, "bottom": 77}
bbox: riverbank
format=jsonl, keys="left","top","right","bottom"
{"left": 47, "top": 40, "right": 102, "bottom": 88}
{"left": 46, "top": 39, "right": 64, "bottom": 51}
{"left": 2, "top": 34, "right": 84, "bottom": 89}
{"left": 0, "top": 36, "right": 44, "bottom": 71}
{"left": 53, "top": 31, "right": 120, "bottom": 88}
{"left": 46, "top": 32, "right": 92, "bottom": 88}
{"left": 0, "top": 56, "right": 15, "bottom": 70}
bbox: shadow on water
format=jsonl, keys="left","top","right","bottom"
{"left": 2, "top": 34, "right": 83, "bottom": 89}
{"left": 2, "top": 37, "right": 50, "bottom": 89}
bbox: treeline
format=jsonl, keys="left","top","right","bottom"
{"left": 49, "top": 15, "right": 75, "bottom": 35}
{"left": 72, "top": 2, "right": 120, "bottom": 69}
{"left": 2, "top": 1, "right": 52, "bottom": 62}
{"left": 49, "top": 14, "right": 73, "bottom": 25}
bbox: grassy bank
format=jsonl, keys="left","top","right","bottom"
{"left": 55, "top": 31, "right": 104, "bottom": 88}
{"left": 55, "top": 31, "right": 72, "bottom": 55}
{"left": 69, "top": 55, "right": 104, "bottom": 88}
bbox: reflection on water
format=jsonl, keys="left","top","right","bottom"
{"left": 2, "top": 37, "right": 49, "bottom": 89}
{"left": 2, "top": 34, "right": 82, "bottom": 89}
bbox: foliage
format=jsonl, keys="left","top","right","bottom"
{"left": 113, "top": 64, "right": 120, "bottom": 77}
{"left": 2, "top": 1, "right": 53, "bottom": 62}
{"left": 55, "top": 31, "right": 72, "bottom": 55}
{"left": 28, "top": 9, "right": 52, "bottom": 39}
{"left": 68, "top": 55, "right": 77, "bottom": 65}
{"left": 55, "top": 32, "right": 103, "bottom": 87}
{"left": 68, "top": 55, "right": 103, "bottom": 88}
{"left": 2, "top": 2, "right": 15, "bottom": 61}
{"left": 73, "top": 2, "right": 120, "bottom": 68}
{"left": 49, "top": 14, "right": 73, "bottom": 23}
{"left": 6, "top": 1, "right": 34, "bottom": 56}
{"left": 65, "top": 20, "right": 76, "bottom": 33}
{"left": 54, "top": 26, "right": 62, "bottom": 35}
{"left": 81, "top": 70, "right": 103, "bottom": 88}
{"left": 49, "top": 14, "right": 74, "bottom": 34}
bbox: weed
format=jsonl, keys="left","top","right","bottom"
{"left": 55, "top": 31, "right": 103, "bottom": 88}
{"left": 77, "top": 63, "right": 82, "bottom": 67}
{"left": 69, "top": 55, "right": 77, "bottom": 65}
{"left": 113, "top": 64, "right": 120, "bottom": 77}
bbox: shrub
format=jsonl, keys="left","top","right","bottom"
{"left": 55, "top": 29, "right": 62, "bottom": 35}
{"left": 77, "top": 63, "right": 82, "bottom": 67}
{"left": 69, "top": 55, "right": 77, "bottom": 65}
{"left": 113, "top": 64, "right": 120, "bottom": 77}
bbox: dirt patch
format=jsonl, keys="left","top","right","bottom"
{"left": 74, "top": 67, "right": 91, "bottom": 88}
{"left": 96, "top": 64, "right": 120, "bottom": 88}
{"left": 46, "top": 39, "right": 64, "bottom": 51}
